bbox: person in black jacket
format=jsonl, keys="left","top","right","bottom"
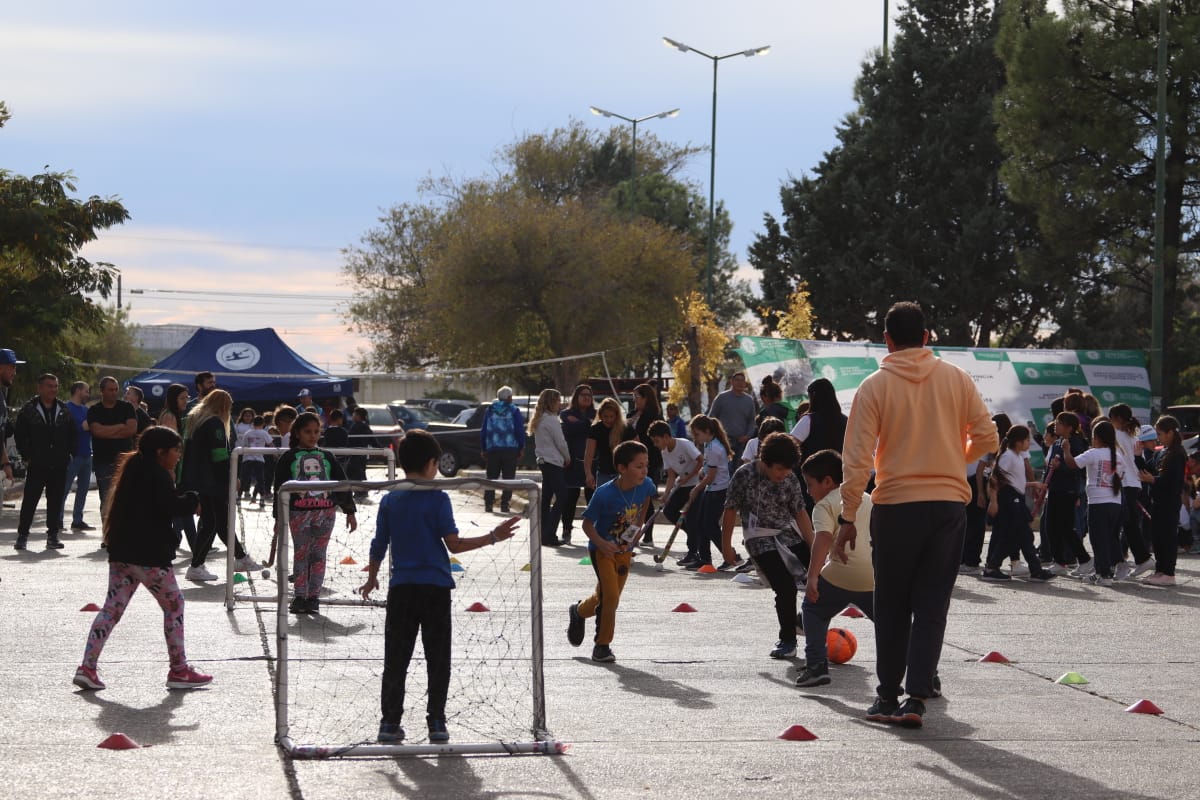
{"left": 345, "top": 406, "right": 377, "bottom": 502}
{"left": 73, "top": 426, "right": 213, "bottom": 691}
{"left": 14, "top": 373, "right": 76, "bottom": 551}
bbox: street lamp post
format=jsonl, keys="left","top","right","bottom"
{"left": 663, "top": 37, "right": 769, "bottom": 306}
{"left": 883, "top": 0, "right": 890, "bottom": 60}
{"left": 588, "top": 106, "right": 680, "bottom": 218}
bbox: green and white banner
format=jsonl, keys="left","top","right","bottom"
{"left": 734, "top": 336, "right": 1150, "bottom": 441}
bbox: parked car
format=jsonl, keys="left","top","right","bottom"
{"left": 406, "top": 398, "right": 477, "bottom": 420}
{"left": 1165, "top": 405, "right": 1200, "bottom": 450}
{"left": 387, "top": 401, "right": 451, "bottom": 430}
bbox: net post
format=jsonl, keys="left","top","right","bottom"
{"left": 527, "top": 482, "right": 548, "bottom": 738}
{"left": 386, "top": 448, "right": 396, "bottom": 481}
{"left": 276, "top": 490, "right": 292, "bottom": 745}
{"left": 225, "top": 447, "right": 241, "bottom": 610}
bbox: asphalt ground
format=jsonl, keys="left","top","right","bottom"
{"left": 1, "top": 469, "right": 1197, "bottom": 800}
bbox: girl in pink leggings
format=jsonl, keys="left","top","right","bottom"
{"left": 74, "top": 426, "right": 212, "bottom": 691}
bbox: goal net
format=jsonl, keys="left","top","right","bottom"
{"left": 225, "top": 463, "right": 560, "bottom": 756}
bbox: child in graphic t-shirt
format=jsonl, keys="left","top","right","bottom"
{"left": 272, "top": 412, "right": 356, "bottom": 614}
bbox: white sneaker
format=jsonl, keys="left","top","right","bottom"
{"left": 958, "top": 564, "right": 982, "bottom": 576}
{"left": 1048, "top": 563, "right": 1073, "bottom": 576}
{"left": 1070, "top": 561, "right": 1096, "bottom": 579}
{"left": 185, "top": 565, "right": 218, "bottom": 582}
{"left": 1129, "top": 558, "right": 1155, "bottom": 579}
{"left": 1009, "top": 561, "right": 1030, "bottom": 577}
{"left": 1114, "top": 561, "right": 1133, "bottom": 581}
{"left": 234, "top": 555, "right": 263, "bottom": 572}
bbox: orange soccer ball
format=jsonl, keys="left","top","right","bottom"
{"left": 826, "top": 628, "right": 858, "bottom": 664}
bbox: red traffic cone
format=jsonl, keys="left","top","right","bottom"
{"left": 840, "top": 605, "right": 865, "bottom": 618}
{"left": 697, "top": 564, "right": 718, "bottom": 574}
{"left": 339, "top": 556, "right": 357, "bottom": 565}
{"left": 80, "top": 603, "right": 101, "bottom": 612}
{"left": 361, "top": 565, "right": 371, "bottom": 572}
{"left": 672, "top": 602, "right": 698, "bottom": 613}
{"left": 1125, "top": 699, "right": 1164, "bottom": 715}
{"left": 465, "top": 601, "right": 489, "bottom": 612}
{"left": 778, "top": 724, "right": 818, "bottom": 741}
{"left": 97, "top": 733, "right": 141, "bottom": 750}
{"left": 978, "top": 651, "right": 1010, "bottom": 664}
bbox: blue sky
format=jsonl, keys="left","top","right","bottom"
{"left": 2, "top": 1, "right": 890, "bottom": 370}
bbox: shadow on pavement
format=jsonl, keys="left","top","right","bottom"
{"left": 579, "top": 658, "right": 714, "bottom": 709}
{"left": 78, "top": 687, "right": 200, "bottom": 747}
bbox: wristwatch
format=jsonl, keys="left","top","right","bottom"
{"left": 837, "top": 515, "right": 853, "bottom": 526}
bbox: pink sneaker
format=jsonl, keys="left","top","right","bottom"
{"left": 166, "top": 665, "right": 213, "bottom": 689}
{"left": 73, "top": 665, "right": 105, "bottom": 691}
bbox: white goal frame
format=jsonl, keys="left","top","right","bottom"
{"left": 272, "top": 475, "right": 563, "bottom": 758}
{"left": 224, "top": 446, "right": 395, "bottom": 608}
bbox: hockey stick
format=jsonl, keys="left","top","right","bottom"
{"left": 653, "top": 497, "right": 693, "bottom": 567}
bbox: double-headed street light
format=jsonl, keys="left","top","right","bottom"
{"left": 663, "top": 36, "right": 770, "bottom": 306}
{"left": 588, "top": 106, "right": 680, "bottom": 217}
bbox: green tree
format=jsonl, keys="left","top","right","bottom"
{"left": 750, "top": 0, "right": 1044, "bottom": 346}
{"left": 996, "top": 0, "right": 1200, "bottom": 401}
{"left": 0, "top": 100, "right": 130, "bottom": 392}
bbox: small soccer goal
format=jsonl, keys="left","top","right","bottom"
{"left": 239, "top": 472, "right": 562, "bottom": 757}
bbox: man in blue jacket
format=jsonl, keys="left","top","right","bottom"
{"left": 480, "top": 386, "right": 525, "bottom": 513}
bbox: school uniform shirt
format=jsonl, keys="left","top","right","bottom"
{"left": 1073, "top": 448, "right": 1125, "bottom": 505}
{"left": 811, "top": 485, "right": 874, "bottom": 593}
{"left": 723, "top": 462, "right": 806, "bottom": 558}
{"left": 1114, "top": 429, "right": 1140, "bottom": 487}
{"left": 581, "top": 477, "right": 657, "bottom": 553}
{"left": 703, "top": 439, "right": 731, "bottom": 492}
{"left": 996, "top": 449, "right": 1027, "bottom": 495}
{"left": 239, "top": 427, "right": 274, "bottom": 462}
{"left": 660, "top": 438, "right": 702, "bottom": 487}
{"left": 370, "top": 489, "right": 458, "bottom": 588}
{"left": 741, "top": 437, "right": 761, "bottom": 463}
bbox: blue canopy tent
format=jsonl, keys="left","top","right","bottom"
{"left": 127, "top": 328, "right": 352, "bottom": 408}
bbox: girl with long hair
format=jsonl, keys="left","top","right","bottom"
{"left": 1061, "top": 420, "right": 1125, "bottom": 585}
{"left": 530, "top": 389, "right": 570, "bottom": 547}
{"left": 181, "top": 389, "right": 260, "bottom": 581}
{"left": 156, "top": 384, "right": 190, "bottom": 433}
{"left": 757, "top": 375, "right": 789, "bottom": 429}
{"left": 584, "top": 397, "right": 636, "bottom": 491}
{"left": 685, "top": 414, "right": 737, "bottom": 570}
{"left": 73, "top": 426, "right": 211, "bottom": 691}
{"left": 559, "top": 384, "right": 597, "bottom": 544}
{"left": 630, "top": 384, "right": 665, "bottom": 496}
{"left": 981, "top": 426, "right": 1054, "bottom": 582}
{"left": 1138, "top": 415, "right": 1187, "bottom": 585}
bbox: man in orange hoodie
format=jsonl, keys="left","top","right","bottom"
{"left": 832, "top": 302, "right": 997, "bottom": 728}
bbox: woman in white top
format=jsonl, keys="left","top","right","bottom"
{"left": 530, "top": 389, "right": 571, "bottom": 548}
{"left": 1107, "top": 404, "right": 1155, "bottom": 578}
{"left": 1060, "top": 420, "right": 1126, "bottom": 585}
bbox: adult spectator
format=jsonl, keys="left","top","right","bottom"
{"left": 61, "top": 381, "right": 95, "bottom": 532}
{"left": 14, "top": 373, "right": 76, "bottom": 550}
{"left": 630, "top": 383, "right": 664, "bottom": 486}
{"left": 0, "top": 348, "right": 23, "bottom": 491}
{"left": 707, "top": 370, "right": 756, "bottom": 460}
{"left": 87, "top": 376, "right": 137, "bottom": 519}
{"left": 124, "top": 385, "right": 153, "bottom": 434}
{"left": 834, "top": 302, "right": 997, "bottom": 728}
{"left": 791, "top": 378, "right": 849, "bottom": 477}
{"left": 480, "top": 386, "right": 526, "bottom": 514}
{"left": 156, "top": 384, "right": 190, "bottom": 433}
{"left": 186, "top": 371, "right": 217, "bottom": 414}
{"left": 560, "top": 384, "right": 597, "bottom": 543}
{"left": 345, "top": 406, "right": 376, "bottom": 502}
{"left": 665, "top": 402, "right": 689, "bottom": 440}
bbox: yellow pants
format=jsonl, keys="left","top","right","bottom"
{"left": 577, "top": 549, "right": 632, "bottom": 645}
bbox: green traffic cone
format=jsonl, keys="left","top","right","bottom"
{"left": 1056, "top": 671, "right": 1088, "bottom": 685}
{"left": 233, "top": 572, "right": 248, "bottom": 584}
{"left": 578, "top": 556, "right": 592, "bottom": 566}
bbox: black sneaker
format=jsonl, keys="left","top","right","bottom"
{"left": 500, "top": 506, "right": 510, "bottom": 514}
{"left": 427, "top": 716, "right": 449, "bottom": 743}
{"left": 542, "top": 538, "right": 563, "bottom": 548}
{"left": 677, "top": 553, "right": 700, "bottom": 568}
{"left": 930, "top": 673, "right": 942, "bottom": 699}
{"left": 769, "top": 640, "right": 797, "bottom": 659}
{"left": 567, "top": 603, "right": 585, "bottom": 647}
{"left": 1029, "top": 570, "right": 1056, "bottom": 582}
{"left": 288, "top": 597, "right": 308, "bottom": 615}
{"left": 377, "top": 721, "right": 405, "bottom": 743}
{"left": 735, "top": 559, "right": 757, "bottom": 574}
{"left": 980, "top": 567, "right": 1011, "bottom": 581}
{"left": 892, "top": 697, "right": 926, "bottom": 728}
{"left": 641, "top": 533, "right": 654, "bottom": 545}
{"left": 866, "top": 697, "right": 900, "bottom": 723}
{"left": 306, "top": 598, "right": 320, "bottom": 614}
{"left": 13, "top": 537, "right": 28, "bottom": 551}
{"left": 684, "top": 560, "right": 710, "bottom": 572}
{"left": 46, "top": 537, "right": 64, "bottom": 550}
{"left": 795, "top": 662, "right": 831, "bottom": 687}
{"left": 71, "top": 522, "right": 96, "bottom": 531}
{"left": 561, "top": 530, "right": 572, "bottom": 544}
{"left": 591, "top": 644, "right": 616, "bottom": 663}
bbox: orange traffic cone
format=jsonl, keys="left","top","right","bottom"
{"left": 978, "top": 651, "right": 1010, "bottom": 664}
{"left": 1125, "top": 699, "right": 1164, "bottom": 715}
{"left": 778, "top": 724, "right": 818, "bottom": 741}
{"left": 97, "top": 733, "right": 141, "bottom": 750}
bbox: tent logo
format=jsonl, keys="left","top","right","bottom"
{"left": 216, "top": 342, "right": 261, "bottom": 371}
{"left": 151, "top": 385, "right": 164, "bottom": 397}
{"left": 740, "top": 337, "right": 758, "bottom": 355}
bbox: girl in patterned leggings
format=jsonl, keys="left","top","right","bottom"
{"left": 273, "top": 413, "right": 357, "bottom": 615}
{"left": 74, "top": 426, "right": 212, "bottom": 691}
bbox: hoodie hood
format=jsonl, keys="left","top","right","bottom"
{"left": 490, "top": 399, "right": 512, "bottom": 413}
{"left": 879, "top": 347, "right": 938, "bottom": 384}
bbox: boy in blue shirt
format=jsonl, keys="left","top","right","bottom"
{"left": 567, "top": 440, "right": 657, "bottom": 663}
{"left": 360, "top": 430, "right": 519, "bottom": 744}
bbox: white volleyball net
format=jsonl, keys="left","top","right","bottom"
{"left": 226, "top": 468, "right": 560, "bottom": 757}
